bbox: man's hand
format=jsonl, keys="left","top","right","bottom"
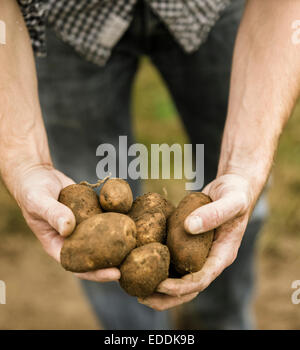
{"left": 14, "top": 165, "right": 120, "bottom": 282}
{"left": 139, "top": 0, "right": 300, "bottom": 310}
{"left": 138, "top": 174, "right": 253, "bottom": 310}
{"left": 0, "top": 1, "right": 120, "bottom": 284}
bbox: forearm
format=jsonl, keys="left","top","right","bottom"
{"left": 218, "top": 0, "right": 300, "bottom": 197}
{"left": 0, "top": 0, "right": 51, "bottom": 197}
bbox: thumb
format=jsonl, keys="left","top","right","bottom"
{"left": 184, "top": 193, "right": 247, "bottom": 234}
{"left": 29, "top": 192, "right": 76, "bottom": 237}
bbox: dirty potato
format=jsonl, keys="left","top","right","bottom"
{"left": 61, "top": 213, "right": 137, "bottom": 272}
{"left": 59, "top": 184, "right": 102, "bottom": 224}
{"left": 99, "top": 178, "right": 133, "bottom": 214}
{"left": 134, "top": 209, "right": 166, "bottom": 246}
{"left": 129, "top": 192, "right": 174, "bottom": 220}
{"left": 120, "top": 242, "right": 170, "bottom": 298}
{"left": 167, "top": 192, "right": 214, "bottom": 275}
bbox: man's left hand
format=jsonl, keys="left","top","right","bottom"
{"left": 138, "top": 173, "right": 256, "bottom": 311}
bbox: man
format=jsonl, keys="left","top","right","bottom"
{"left": 0, "top": 0, "right": 299, "bottom": 329}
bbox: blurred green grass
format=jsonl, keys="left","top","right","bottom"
{"left": 260, "top": 100, "right": 300, "bottom": 255}
{"left": 132, "top": 58, "right": 189, "bottom": 204}
{"left": 133, "top": 58, "right": 188, "bottom": 146}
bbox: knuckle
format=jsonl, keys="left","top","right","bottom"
{"left": 25, "top": 215, "right": 38, "bottom": 229}
{"left": 23, "top": 190, "right": 40, "bottom": 215}
{"left": 211, "top": 207, "right": 223, "bottom": 227}
{"left": 228, "top": 249, "right": 238, "bottom": 266}
{"left": 178, "top": 286, "right": 188, "bottom": 296}
{"left": 238, "top": 192, "right": 249, "bottom": 213}
{"left": 44, "top": 205, "right": 56, "bottom": 223}
{"left": 212, "top": 256, "right": 224, "bottom": 276}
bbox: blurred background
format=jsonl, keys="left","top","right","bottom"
{"left": 0, "top": 58, "right": 300, "bottom": 329}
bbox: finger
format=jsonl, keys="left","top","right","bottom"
{"left": 27, "top": 192, "right": 76, "bottom": 237}
{"left": 184, "top": 193, "right": 248, "bottom": 234}
{"left": 33, "top": 223, "right": 65, "bottom": 262}
{"left": 53, "top": 170, "right": 75, "bottom": 188}
{"left": 138, "top": 292, "right": 198, "bottom": 311}
{"left": 156, "top": 277, "right": 198, "bottom": 296}
{"left": 74, "top": 268, "right": 121, "bottom": 282}
{"left": 157, "top": 238, "right": 241, "bottom": 297}
{"left": 39, "top": 197, "right": 76, "bottom": 237}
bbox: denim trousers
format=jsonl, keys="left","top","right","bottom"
{"left": 36, "top": 0, "right": 267, "bottom": 329}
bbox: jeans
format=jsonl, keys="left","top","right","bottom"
{"left": 36, "top": 0, "right": 267, "bottom": 329}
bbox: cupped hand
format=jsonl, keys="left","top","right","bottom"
{"left": 139, "top": 174, "right": 256, "bottom": 310}
{"left": 14, "top": 164, "right": 120, "bottom": 282}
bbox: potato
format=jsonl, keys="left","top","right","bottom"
{"left": 99, "top": 178, "right": 133, "bottom": 214}
{"left": 129, "top": 192, "right": 174, "bottom": 220}
{"left": 134, "top": 208, "right": 166, "bottom": 246}
{"left": 120, "top": 242, "right": 170, "bottom": 298}
{"left": 167, "top": 192, "right": 214, "bottom": 275}
{"left": 128, "top": 192, "right": 172, "bottom": 246}
{"left": 61, "top": 213, "right": 137, "bottom": 272}
{"left": 59, "top": 184, "right": 102, "bottom": 224}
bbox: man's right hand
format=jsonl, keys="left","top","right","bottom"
{"left": 0, "top": 1, "right": 119, "bottom": 283}
{"left": 14, "top": 164, "right": 121, "bottom": 282}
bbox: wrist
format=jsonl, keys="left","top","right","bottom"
{"left": 217, "top": 159, "right": 270, "bottom": 202}
{"left": 0, "top": 156, "right": 53, "bottom": 203}
{"left": 217, "top": 124, "right": 276, "bottom": 198}
{"left": 0, "top": 117, "right": 52, "bottom": 199}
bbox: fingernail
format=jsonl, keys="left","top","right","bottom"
{"left": 156, "top": 286, "right": 165, "bottom": 293}
{"left": 110, "top": 271, "right": 121, "bottom": 280}
{"left": 187, "top": 216, "right": 203, "bottom": 234}
{"left": 95, "top": 270, "right": 120, "bottom": 281}
{"left": 57, "top": 217, "right": 67, "bottom": 235}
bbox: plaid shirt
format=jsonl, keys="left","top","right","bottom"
{"left": 18, "top": 0, "right": 232, "bottom": 66}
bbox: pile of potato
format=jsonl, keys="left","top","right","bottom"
{"left": 59, "top": 178, "right": 214, "bottom": 298}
